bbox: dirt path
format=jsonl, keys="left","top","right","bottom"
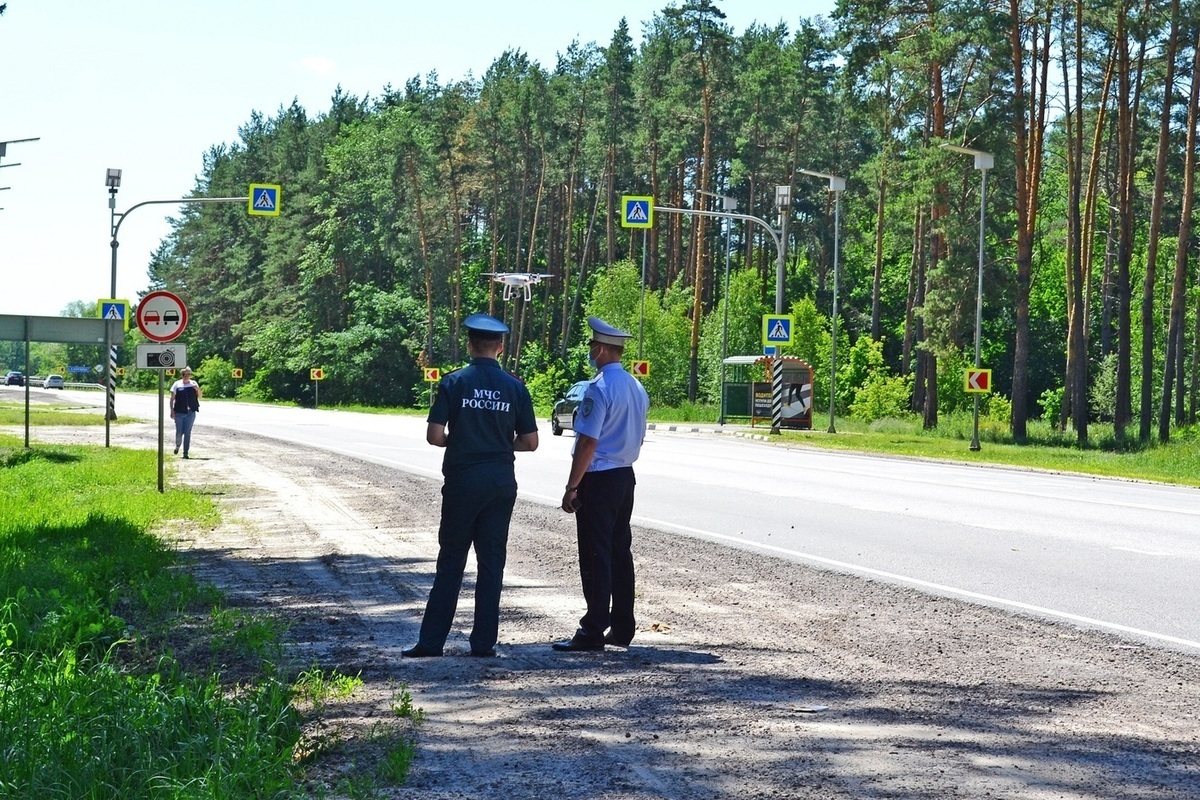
{"left": 28, "top": 420, "right": 1200, "bottom": 798}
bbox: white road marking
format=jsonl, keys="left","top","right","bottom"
{"left": 632, "top": 514, "right": 1200, "bottom": 652}
{"left": 1111, "top": 546, "right": 1180, "bottom": 557}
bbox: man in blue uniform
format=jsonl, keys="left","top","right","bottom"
{"left": 403, "top": 313, "right": 539, "bottom": 658}
{"left": 554, "top": 317, "right": 650, "bottom": 652}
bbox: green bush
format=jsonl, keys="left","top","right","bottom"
{"left": 1090, "top": 353, "right": 1118, "bottom": 422}
{"left": 984, "top": 393, "right": 1012, "bottom": 424}
{"left": 850, "top": 371, "right": 914, "bottom": 423}
{"left": 196, "top": 354, "right": 237, "bottom": 399}
{"left": 936, "top": 348, "right": 972, "bottom": 415}
{"left": 524, "top": 359, "right": 569, "bottom": 412}
{"left": 1039, "top": 385, "right": 1064, "bottom": 422}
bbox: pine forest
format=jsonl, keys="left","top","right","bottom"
{"left": 117, "top": 0, "right": 1200, "bottom": 446}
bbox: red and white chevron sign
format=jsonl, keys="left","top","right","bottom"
{"left": 964, "top": 368, "right": 992, "bottom": 393}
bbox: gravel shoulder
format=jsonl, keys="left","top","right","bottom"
{"left": 21, "top": 418, "right": 1200, "bottom": 799}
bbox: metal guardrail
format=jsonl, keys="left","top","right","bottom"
{"left": 19, "top": 379, "right": 105, "bottom": 390}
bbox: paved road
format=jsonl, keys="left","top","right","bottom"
{"left": 15, "top": 386, "right": 1200, "bottom": 652}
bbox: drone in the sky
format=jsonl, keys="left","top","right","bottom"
{"left": 485, "top": 272, "right": 553, "bottom": 301}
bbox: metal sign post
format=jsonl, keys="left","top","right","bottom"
{"left": 310, "top": 368, "right": 325, "bottom": 408}
{"left": 136, "top": 343, "right": 187, "bottom": 494}
{"left": 157, "top": 371, "right": 165, "bottom": 493}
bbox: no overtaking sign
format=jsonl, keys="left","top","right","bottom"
{"left": 137, "top": 291, "right": 188, "bottom": 343}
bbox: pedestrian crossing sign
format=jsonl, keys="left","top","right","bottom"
{"left": 762, "top": 314, "right": 794, "bottom": 346}
{"left": 621, "top": 195, "right": 653, "bottom": 228}
{"left": 97, "top": 299, "right": 131, "bottom": 330}
{"left": 249, "top": 183, "right": 282, "bottom": 216}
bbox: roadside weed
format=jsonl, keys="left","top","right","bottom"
{"left": 292, "top": 664, "right": 364, "bottom": 712}
{"left": 373, "top": 726, "right": 419, "bottom": 784}
{"left": 1, "top": 435, "right": 424, "bottom": 796}
{"left": 209, "top": 606, "right": 287, "bottom": 665}
{"left": 391, "top": 683, "right": 426, "bottom": 723}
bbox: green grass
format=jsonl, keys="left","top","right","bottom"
{"left": 649, "top": 400, "right": 720, "bottom": 424}
{"left": 0, "top": 401, "right": 109, "bottom": 426}
{"left": 756, "top": 411, "right": 1200, "bottom": 488}
{"left": 0, "top": 433, "right": 422, "bottom": 797}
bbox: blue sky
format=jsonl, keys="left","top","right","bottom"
{"left": 0, "top": 0, "right": 835, "bottom": 317}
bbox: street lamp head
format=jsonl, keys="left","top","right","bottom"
{"left": 940, "top": 143, "right": 993, "bottom": 170}
{"left": 105, "top": 168, "right": 122, "bottom": 189}
{"left": 0, "top": 138, "right": 41, "bottom": 160}
{"left": 694, "top": 188, "right": 738, "bottom": 212}
{"left": 798, "top": 168, "right": 846, "bottom": 192}
{"left": 774, "top": 185, "right": 791, "bottom": 208}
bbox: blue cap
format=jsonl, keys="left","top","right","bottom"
{"left": 464, "top": 313, "right": 508, "bottom": 339}
{"left": 587, "top": 317, "right": 633, "bottom": 346}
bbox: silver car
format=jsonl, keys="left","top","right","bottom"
{"left": 550, "top": 380, "right": 591, "bottom": 436}
{"left": 43, "top": 374, "right": 65, "bottom": 389}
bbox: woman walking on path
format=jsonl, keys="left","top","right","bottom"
{"left": 169, "top": 367, "right": 202, "bottom": 458}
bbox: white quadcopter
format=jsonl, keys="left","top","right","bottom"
{"left": 484, "top": 272, "right": 552, "bottom": 301}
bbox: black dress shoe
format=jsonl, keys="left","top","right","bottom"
{"left": 603, "top": 633, "right": 632, "bottom": 647}
{"left": 552, "top": 636, "right": 604, "bottom": 652}
{"left": 470, "top": 648, "right": 497, "bottom": 658}
{"left": 401, "top": 645, "right": 443, "bottom": 658}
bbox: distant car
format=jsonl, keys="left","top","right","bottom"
{"left": 551, "top": 380, "right": 591, "bottom": 436}
{"left": 43, "top": 374, "right": 65, "bottom": 389}
{"left": 4, "top": 371, "right": 23, "bottom": 386}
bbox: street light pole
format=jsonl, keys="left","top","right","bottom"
{"left": 104, "top": 169, "right": 123, "bottom": 444}
{"left": 638, "top": 228, "right": 647, "bottom": 359}
{"left": 652, "top": 202, "right": 788, "bottom": 430}
{"left": 695, "top": 191, "right": 738, "bottom": 425}
{"left": 104, "top": 185, "right": 261, "bottom": 446}
{"left": 773, "top": 185, "right": 791, "bottom": 314}
{"left": 941, "top": 144, "right": 992, "bottom": 452}
{"left": 798, "top": 169, "right": 846, "bottom": 434}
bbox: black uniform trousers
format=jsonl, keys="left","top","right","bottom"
{"left": 416, "top": 465, "right": 517, "bottom": 653}
{"left": 574, "top": 466, "right": 636, "bottom": 645}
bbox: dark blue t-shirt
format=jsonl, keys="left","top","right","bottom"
{"left": 427, "top": 358, "right": 537, "bottom": 476}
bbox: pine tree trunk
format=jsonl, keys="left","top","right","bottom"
{"left": 871, "top": 170, "right": 887, "bottom": 342}
{"left": 1141, "top": 0, "right": 1180, "bottom": 441}
{"left": 689, "top": 89, "right": 713, "bottom": 402}
{"left": 1067, "top": 0, "right": 1088, "bottom": 445}
{"left": 902, "top": 203, "right": 923, "bottom": 371}
{"left": 1159, "top": 25, "right": 1200, "bottom": 441}
{"left": 1112, "top": 5, "right": 1148, "bottom": 439}
{"left": 1009, "top": 0, "right": 1051, "bottom": 443}
{"left": 406, "top": 155, "right": 434, "bottom": 360}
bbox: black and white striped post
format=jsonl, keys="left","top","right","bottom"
{"left": 771, "top": 355, "right": 784, "bottom": 434}
{"left": 107, "top": 343, "right": 118, "bottom": 410}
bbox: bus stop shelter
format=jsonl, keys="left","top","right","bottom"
{"left": 720, "top": 355, "right": 814, "bottom": 430}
